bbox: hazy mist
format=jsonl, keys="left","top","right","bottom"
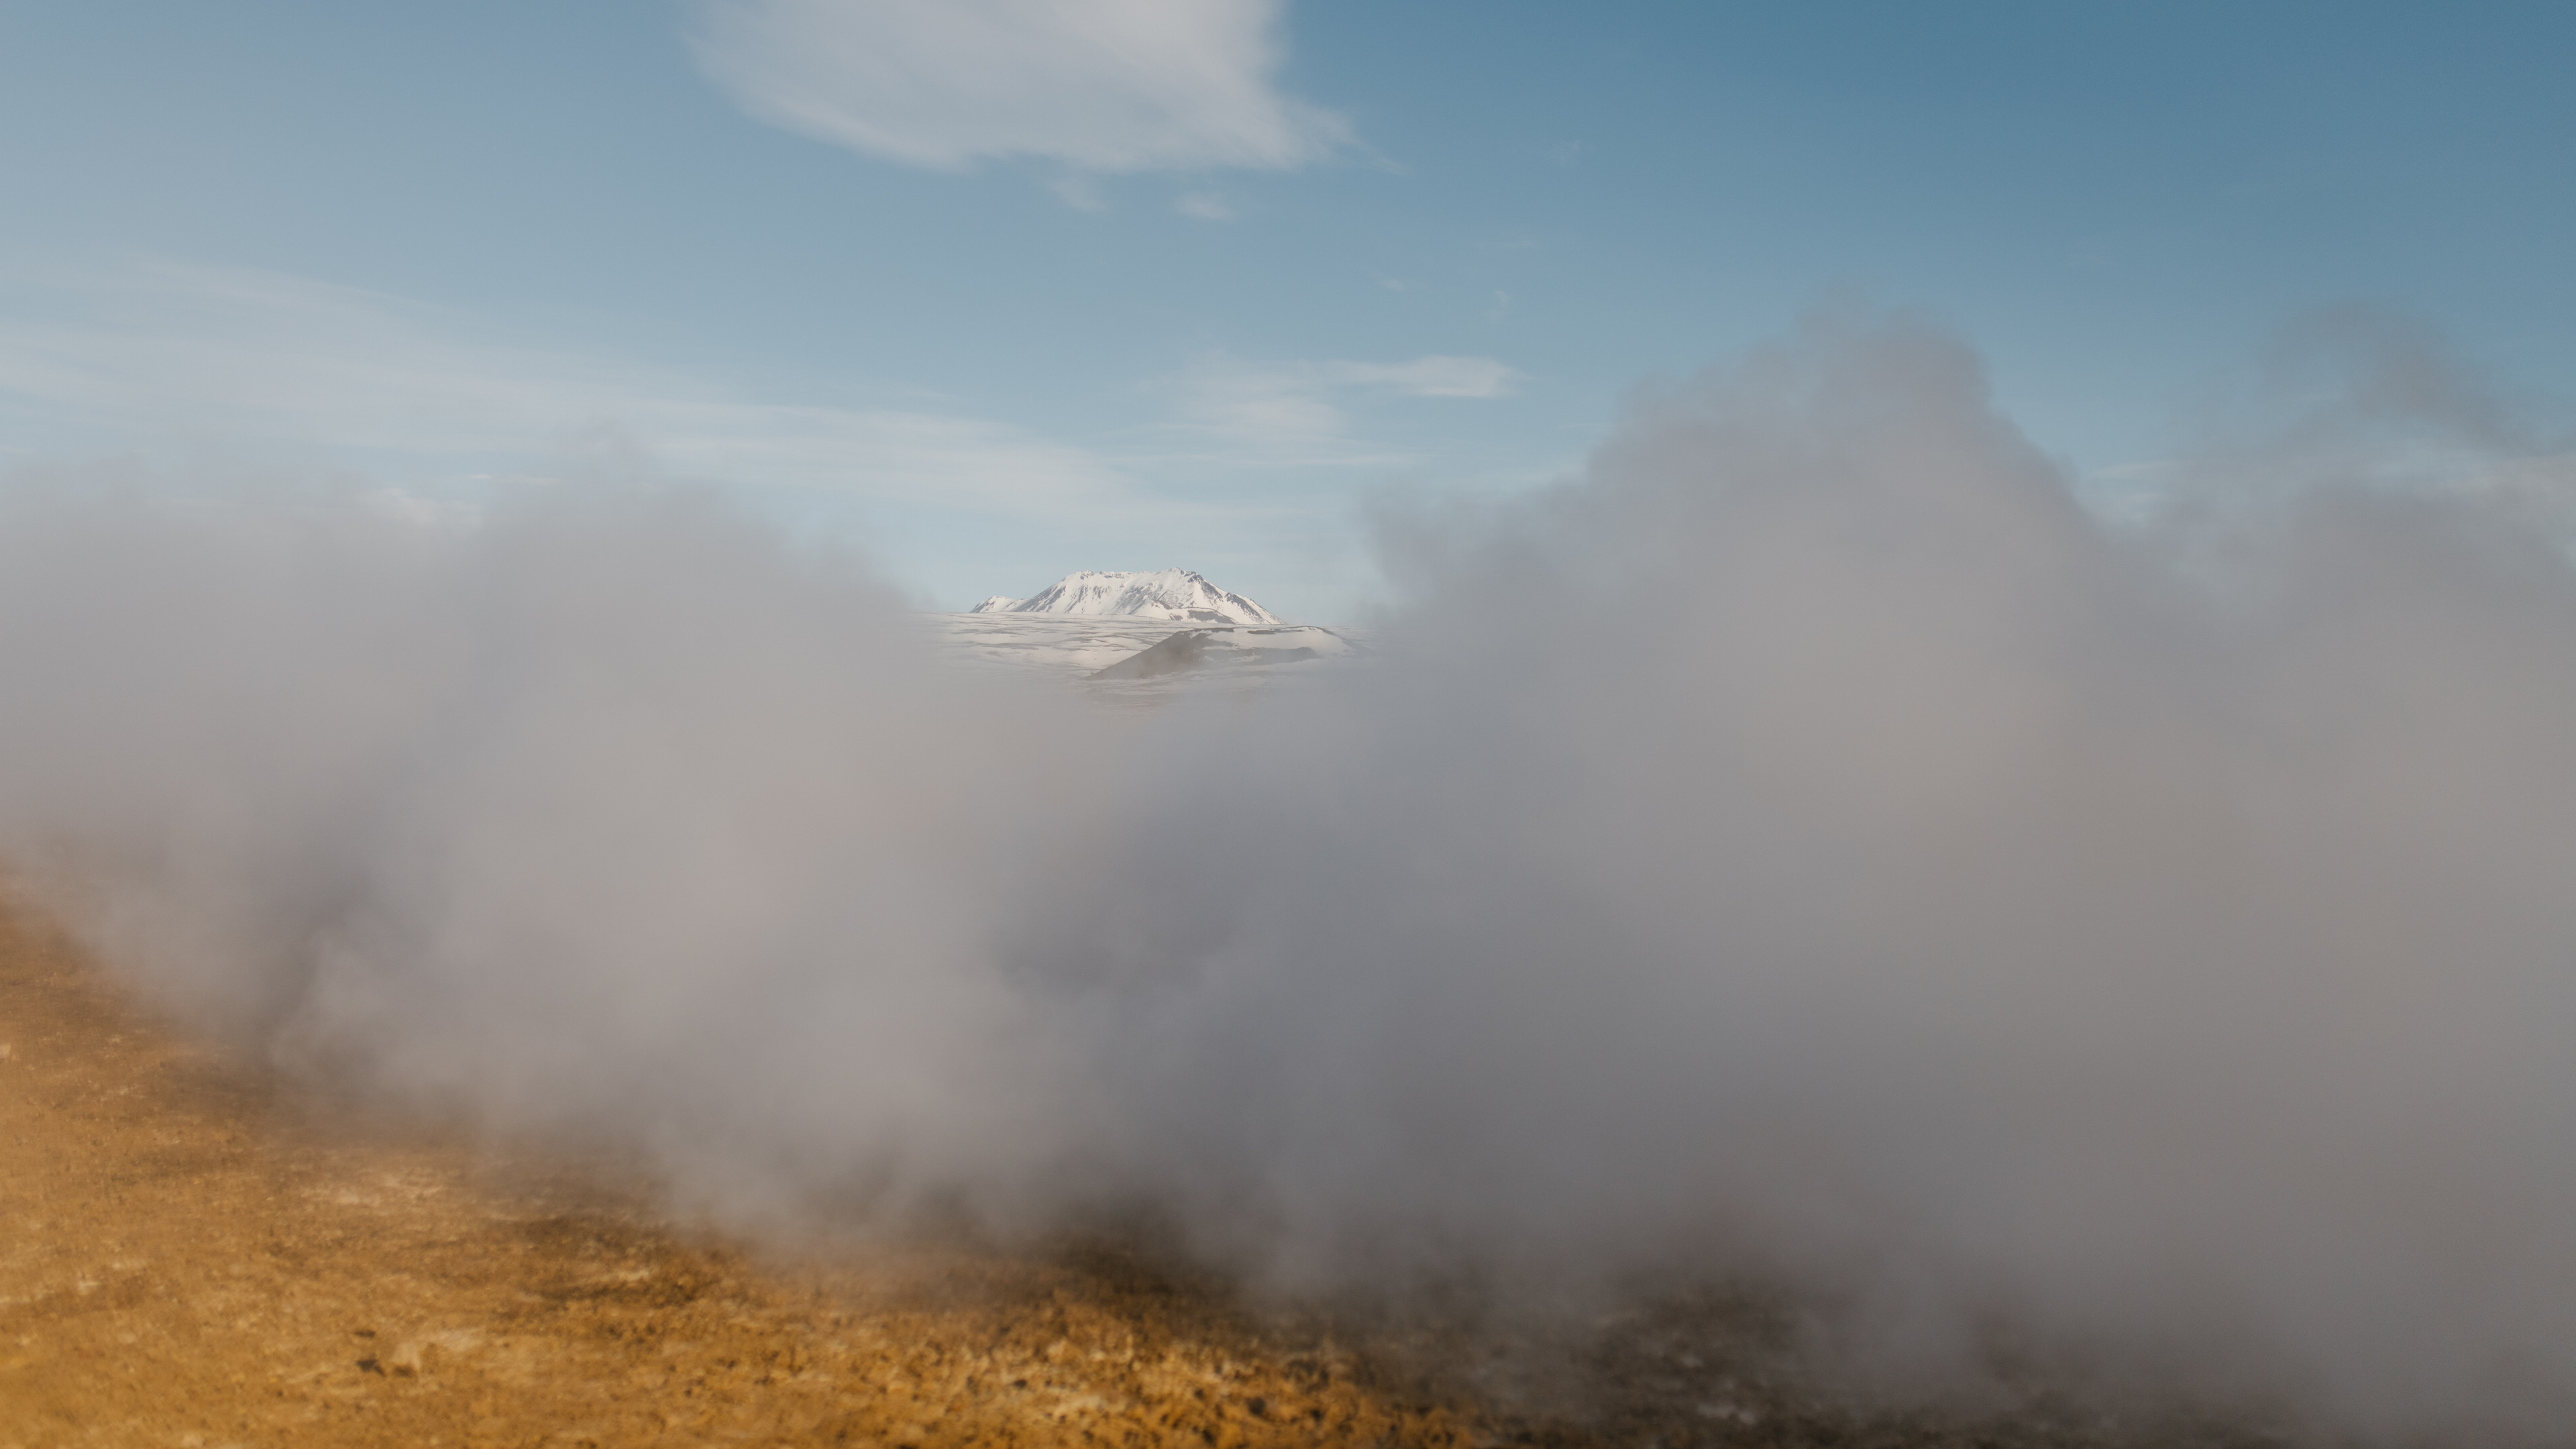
{"left": 8, "top": 314, "right": 2576, "bottom": 1440}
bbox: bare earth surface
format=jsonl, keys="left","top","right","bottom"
{"left": 1, "top": 896, "right": 2290, "bottom": 1449}
{"left": 0, "top": 900, "right": 1494, "bottom": 1449}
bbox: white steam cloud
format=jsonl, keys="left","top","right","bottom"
{"left": 7, "top": 316, "right": 2576, "bottom": 1441}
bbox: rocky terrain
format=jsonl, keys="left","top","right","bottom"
{"left": 0, "top": 896, "right": 1489, "bottom": 1449}
{"left": 0, "top": 889, "right": 2310, "bottom": 1449}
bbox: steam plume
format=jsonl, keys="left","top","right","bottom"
{"left": 7, "top": 315, "right": 2576, "bottom": 1439}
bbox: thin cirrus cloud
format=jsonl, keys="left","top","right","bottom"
{"left": 1326, "top": 355, "right": 1523, "bottom": 399}
{"left": 0, "top": 264, "right": 1538, "bottom": 610}
{"left": 0, "top": 262, "right": 1132, "bottom": 521}
{"left": 1144, "top": 353, "right": 1524, "bottom": 462}
{"left": 690, "top": 0, "right": 1352, "bottom": 174}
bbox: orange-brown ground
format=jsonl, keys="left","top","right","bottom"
{"left": 0, "top": 898, "right": 1505, "bottom": 1449}
{"left": 1, "top": 896, "right": 2290, "bottom": 1449}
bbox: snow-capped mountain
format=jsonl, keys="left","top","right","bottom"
{"left": 969, "top": 569, "right": 1282, "bottom": 625}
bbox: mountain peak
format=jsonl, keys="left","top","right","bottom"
{"left": 969, "top": 569, "right": 1283, "bottom": 625}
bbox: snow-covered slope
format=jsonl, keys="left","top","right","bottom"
{"left": 969, "top": 569, "right": 1282, "bottom": 625}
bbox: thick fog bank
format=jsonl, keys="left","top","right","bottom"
{"left": 8, "top": 318, "right": 2576, "bottom": 1440}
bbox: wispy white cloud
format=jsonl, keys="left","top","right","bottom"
{"left": 691, "top": 0, "right": 1351, "bottom": 177}
{"left": 1161, "top": 358, "right": 1358, "bottom": 455}
{"left": 0, "top": 262, "right": 1129, "bottom": 519}
{"left": 0, "top": 264, "right": 1540, "bottom": 616}
{"left": 1142, "top": 352, "right": 1523, "bottom": 464}
{"left": 1174, "top": 190, "right": 1236, "bottom": 222}
{"left": 1325, "top": 354, "right": 1522, "bottom": 399}
{"left": 1047, "top": 174, "right": 1110, "bottom": 213}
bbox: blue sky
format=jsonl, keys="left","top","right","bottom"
{"left": 2, "top": 1, "right": 2570, "bottom": 618}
